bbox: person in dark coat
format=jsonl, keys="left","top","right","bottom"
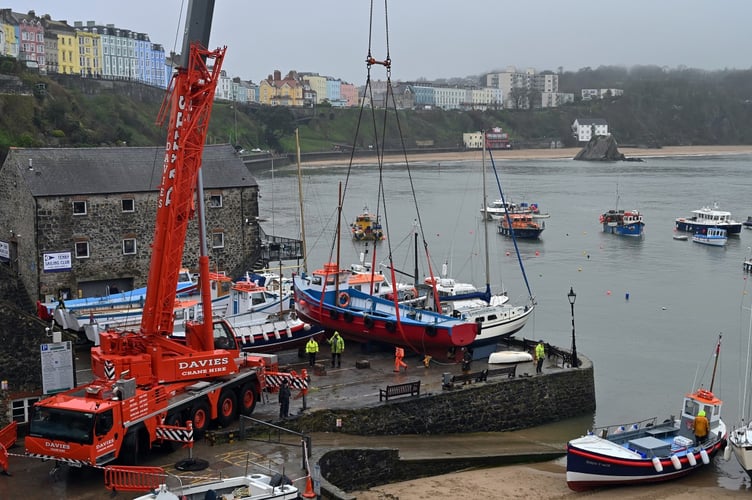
{"left": 278, "top": 379, "right": 291, "bottom": 418}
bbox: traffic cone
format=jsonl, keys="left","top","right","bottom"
{"left": 302, "top": 474, "right": 316, "bottom": 498}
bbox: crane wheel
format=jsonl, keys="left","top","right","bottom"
{"left": 217, "top": 390, "right": 237, "bottom": 427}
{"left": 238, "top": 383, "right": 258, "bottom": 416}
{"left": 189, "top": 400, "right": 211, "bottom": 438}
{"left": 120, "top": 429, "right": 140, "bottom": 465}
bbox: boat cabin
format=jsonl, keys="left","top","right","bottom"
{"left": 678, "top": 388, "right": 723, "bottom": 442}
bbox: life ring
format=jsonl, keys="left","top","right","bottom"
{"left": 343, "top": 311, "right": 354, "bottom": 323}
{"left": 329, "top": 309, "right": 339, "bottom": 320}
{"left": 425, "top": 324, "right": 437, "bottom": 337}
{"left": 363, "top": 315, "right": 374, "bottom": 329}
{"left": 385, "top": 321, "right": 396, "bottom": 333}
{"left": 338, "top": 292, "right": 350, "bottom": 307}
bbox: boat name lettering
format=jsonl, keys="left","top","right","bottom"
{"left": 178, "top": 357, "right": 230, "bottom": 370}
{"left": 585, "top": 460, "right": 612, "bottom": 468}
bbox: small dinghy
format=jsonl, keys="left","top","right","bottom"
{"left": 488, "top": 350, "right": 533, "bottom": 364}
{"left": 673, "top": 234, "right": 689, "bottom": 241}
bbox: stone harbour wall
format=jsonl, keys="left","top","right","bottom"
{"left": 285, "top": 365, "right": 595, "bottom": 496}
{"left": 291, "top": 366, "right": 594, "bottom": 437}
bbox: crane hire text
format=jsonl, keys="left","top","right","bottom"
{"left": 178, "top": 357, "right": 230, "bottom": 376}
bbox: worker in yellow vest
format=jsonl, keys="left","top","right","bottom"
{"left": 535, "top": 340, "right": 546, "bottom": 374}
{"left": 305, "top": 337, "right": 319, "bottom": 368}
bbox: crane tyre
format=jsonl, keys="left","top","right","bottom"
{"left": 217, "top": 390, "right": 237, "bottom": 428}
{"left": 239, "top": 383, "right": 258, "bottom": 416}
{"left": 189, "top": 400, "right": 211, "bottom": 438}
{"left": 120, "top": 428, "right": 140, "bottom": 465}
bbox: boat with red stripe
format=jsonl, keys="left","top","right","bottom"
{"left": 566, "top": 334, "right": 728, "bottom": 491}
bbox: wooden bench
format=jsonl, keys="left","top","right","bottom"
{"left": 442, "top": 370, "right": 487, "bottom": 389}
{"left": 484, "top": 365, "right": 517, "bottom": 379}
{"left": 379, "top": 380, "right": 421, "bottom": 401}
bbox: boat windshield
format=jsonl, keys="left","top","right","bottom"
{"left": 28, "top": 406, "right": 98, "bottom": 444}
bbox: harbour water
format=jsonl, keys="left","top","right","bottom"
{"left": 256, "top": 152, "right": 752, "bottom": 491}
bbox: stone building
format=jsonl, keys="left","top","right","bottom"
{"left": 0, "top": 144, "right": 260, "bottom": 303}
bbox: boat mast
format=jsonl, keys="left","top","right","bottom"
{"left": 709, "top": 333, "right": 722, "bottom": 393}
{"left": 295, "top": 128, "right": 307, "bottom": 273}
{"left": 482, "top": 130, "right": 491, "bottom": 294}
{"left": 336, "top": 182, "right": 343, "bottom": 294}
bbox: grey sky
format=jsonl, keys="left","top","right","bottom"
{"left": 8, "top": 1, "right": 752, "bottom": 85}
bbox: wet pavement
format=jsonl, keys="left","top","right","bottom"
{"left": 2, "top": 343, "right": 576, "bottom": 499}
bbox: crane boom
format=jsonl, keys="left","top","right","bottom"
{"left": 142, "top": 0, "right": 224, "bottom": 353}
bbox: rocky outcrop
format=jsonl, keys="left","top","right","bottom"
{"left": 574, "top": 135, "right": 630, "bottom": 161}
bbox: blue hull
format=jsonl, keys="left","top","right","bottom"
{"left": 675, "top": 220, "right": 741, "bottom": 235}
{"left": 498, "top": 227, "right": 543, "bottom": 239}
{"left": 566, "top": 437, "right": 726, "bottom": 491}
{"left": 603, "top": 223, "right": 644, "bottom": 237}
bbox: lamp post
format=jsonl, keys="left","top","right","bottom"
{"left": 567, "top": 286, "right": 579, "bottom": 368}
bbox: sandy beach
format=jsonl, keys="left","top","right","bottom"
{"left": 302, "top": 145, "right": 752, "bottom": 167}
{"left": 350, "top": 460, "right": 747, "bottom": 499}
{"left": 323, "top": 143, "right": 752, "bottom": 499}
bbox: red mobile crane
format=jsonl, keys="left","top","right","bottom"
{"left": 25, "top": 1, "right": 303, "bottom": 467}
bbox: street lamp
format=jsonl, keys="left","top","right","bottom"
{"left": 567, "top": 286, "right": 579, "bottom": 368}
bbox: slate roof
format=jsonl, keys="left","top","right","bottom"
{"left": 5, "top": 144, "right": 257, "bottom": 197}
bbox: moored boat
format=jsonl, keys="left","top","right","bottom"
{"left": 351, "top": 206, "right": 385, "bottom": 241}
{"left": 743, "top": 216, "right": 752, "bottom": 229}
{"left": 497, "top": 213, "right": 545, "bottom": 239}
{"left": 566, "top": 335, "right": 728, "bottom": 491}
{"left": 600, "top": 209, "right": 645, "bottom": 237}
{"left": 692, "top": 227, "right": 727, "bottom": 246}
{"left": 675, "top": 203, "right": 742, "bottom": 235}
{"left": 481, "top": 199, "right": 549, "bottom": 220}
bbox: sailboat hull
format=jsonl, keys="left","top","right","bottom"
{"left": 730, "top": 425, "right": 752, "bottom": 478}
{"left": 294, "top": 274, "right": 478, "bottom": 361}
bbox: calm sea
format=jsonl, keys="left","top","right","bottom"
{"left": 254, "top": 153, "right": 752, "bottom": 490}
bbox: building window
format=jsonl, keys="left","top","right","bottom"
{"left": 75, "top": 241, "right": 90, "bottom": 259}
{"left": 72, "top": 200, "right": 87, "bottom": 215}
{"left": 121, "top": 199, "right": 135, "bottom": 212}
{"left": 209, "top": 194, "right": 223, "bottom": 208}
{"left": 122, "top": 238, "right": 137, "bottom": 255}
{"left": 212, "top": 232, "right": 225, "bottom": 249}
{"left": 12, "top": 397, "right": 40, "bottom": 423}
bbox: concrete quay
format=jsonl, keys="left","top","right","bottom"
{"left": 3, "top": 340, "right": 593, "bottom": 499}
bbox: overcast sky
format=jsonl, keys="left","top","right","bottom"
{"left": 8, "top": 1, "right": 752, "bottom": 84}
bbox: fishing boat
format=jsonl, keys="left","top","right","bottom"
{"left": 351, "top": 206, "right": 385, "bottom": 241}
{"left": 600, "top": 209, "right": 645, "bottom": 237}
{"left": 170, "top": 274, "right": 324, "bottom": 353}
{"left": 744, "top": 216, "right": 752, "bottom": 229}
{"left": 692, "top": 227, "right": 727, "bottom": 246}
{"left": 481, "top": 199, "right": 549, "bottom": 220}
{"left": 675, "top": 203, "right": 742, "bottom": 235}
{"left": 134, "top": 472, "right": 299, "bottom": 500}
{"left": 43, "top": 270, "right": 232, "bottom": 334}
{"left": 293, "top": 262, "right": 478, "bottom": 362}
{"left": 566, "top": 334, "right": 728, "bottom": 491}
{"left": 498, "top": 213, "right": 545, "bottom": 239}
